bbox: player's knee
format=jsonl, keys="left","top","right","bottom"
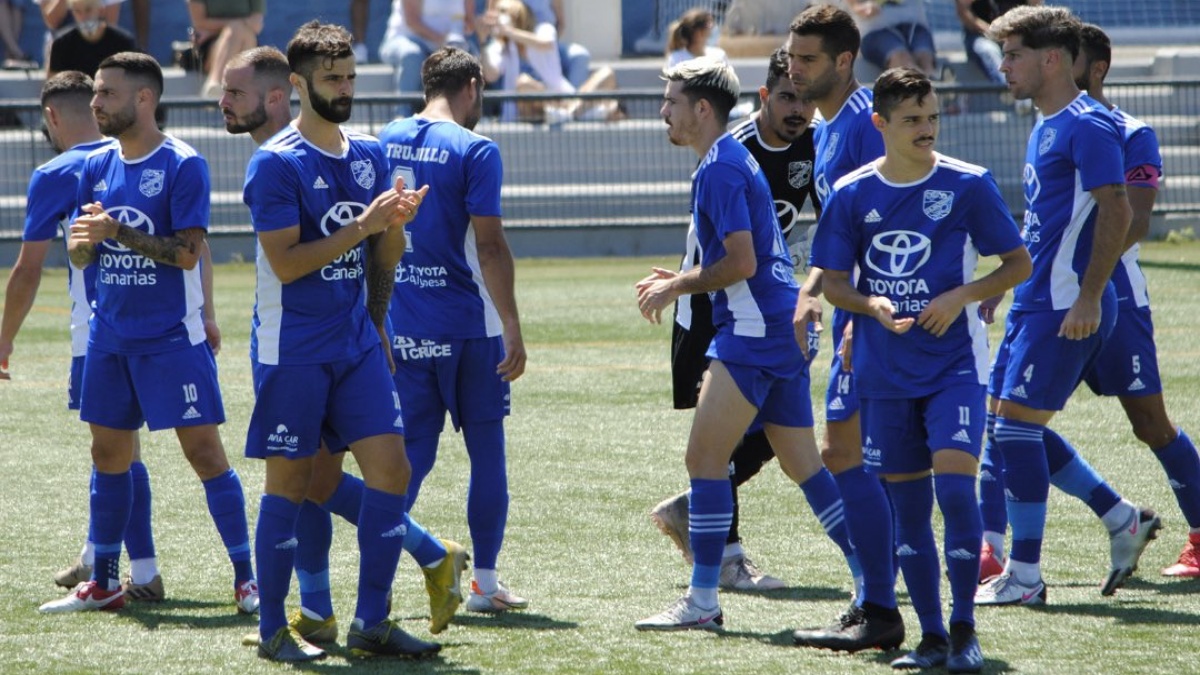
{"left": 181, "top": 436, "right": 231, "bottom": 480}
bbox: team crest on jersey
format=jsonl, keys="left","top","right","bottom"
{"left": 822, "top": 133, "right": 839, "bottom": 163}
{"left": 788, "top": 160, "right": 813, "bottom": 189}
{"left": 351, "top": 160, "right": 376, "bottom": 190}
{"left": 1038, "top": 127, "right": 1057, "bottom": 156}
{"left": 922, "top": 190, "right": 954, "bottom": 221}
{"left": 139, "top": 169, "right": 165, "bottom": 197}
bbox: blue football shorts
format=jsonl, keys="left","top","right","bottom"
{"left": 80, "top": 341, "right": 225, "bottom": 431}
{"left": 1083, "top": 304, "right": 1162, "bottom": 398}
{"left": 861, "top": 382, "right": 986, "bottom": 474}
{"left": 246, "top": 343, "right": 403, "bottom": 459}
{"left": 392, "top": 334, "right": 511, "bottom": 438}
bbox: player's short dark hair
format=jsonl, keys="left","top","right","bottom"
{"left": 41, "top": 70, "right": 94, "bottom": 107}
{"left": 789, "top": 4, "right": 860, "bottom": 62}
{"left": 287, "top": 20, "right": 354, "bottom": 80}
{"left": 989, "top": 5, "right": 1081, "bottom": 61}
{"left": 97, "top": 51, "right": 163, "bottom": 100}
{"left": 1078, "top": 23, "right": 1111, "bottom": 68}
{"left": 873, "top": 67, "right": 934, "bottom": 120}
{"left": 229, "top": 46, "right": 292, "bottom": 88}
{"left": 422, "top": 46, "right": 482, "bottom": 100}
{"left": 661, "top": 57, "right": 740, "bottom": 126}
{"left": 764, "top": 46, "right": 790, "bottom": 92}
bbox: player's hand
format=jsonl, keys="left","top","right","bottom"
{"left": 918, "top": 288, "right": 967, "bottom": 338}
{"left": 793, "top": 290, "right": 823, "bottom": 351}
{"left": 394, "top": 175, "right": 429, "bottom": 227}
{"left": 1059, "top": 297, "right": 1101, "bottom": 340}
{"left": 866, "top": 296, "right": 914, "bottom": 335}
{"left": 204, "top": 318, "right": 222, "bottom": 355}
{"left": 69, "top": 202, "right": 117, "bottom": 244}
{"left": 497, "top": 325, "right": 526, "bottom": 382}
{"left": 978, "top": 292, "right": 1004, "bottom": 324}
{"left": 636, "top": 267, "right": 678, "bottom": 325}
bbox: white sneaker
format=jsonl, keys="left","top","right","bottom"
{"left": 634, "top": 594, "right": 723, "bottom": 631}
{"left": 719, "top": 555, "right": 785, "bottom": 590}
{"left": 465, "top": 580, "right": 529, "bottom": 613}
{"left": 1103, "top": 508, "right": 1162, "bottom": 595}
{"left": 974, "top": 572, "right": 1046, "bottom": 606}
{"left": 649, "top": 491, "right": 692, "bottom": 563}
{"left": 235, "top": 579, "right": 260, "bottom": 614}
{"left": 39, "top": 581, "right": 125, "bottom": 613}
{"left": 352, "top": 42, "right": 369, "bottom": 64}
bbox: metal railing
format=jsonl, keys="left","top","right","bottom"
{"left": 2, "top": 81, "right": 1198, "bottom": 239}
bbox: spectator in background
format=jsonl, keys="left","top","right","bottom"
{"left": 379, "top": 0, "right": 476, "bottom": 116}
{"left": 481, "top": 0, "right": 621, "bottom": 124}
{"left": 956, "top": 0, "right": 1040, "bottom": 86}
{"left": 188, "top": 0, "right": 263, "bottom": 99}
{"left": 47, "top": 0, "right": 135, "bottom": 77}
{"left": 488, "top": 0, "right": 590, "bottom": 89}
{"left": 665, "top": 7, "right": 727, "bottom": 68}
{"left": 844, "top": 0, "right": 936, "bottom": 76}
{"left": 350, "top": 0, "right": 369, "bottom": 63}
{"left": 36, "top": 0, "right": 120, "bottom": 58}
{"left": 1, "top": 0, "right": 37, "bottom": 68}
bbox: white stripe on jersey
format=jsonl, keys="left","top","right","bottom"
{"left": 184, "top": 264, "right": 206, "bottom": 346}
{"left": 1049, "top": 171, "right": 1095, "bottom": 310}
{"left": 936, "top": 153, "right": 987, "bottom": 177}
{"left": 68, "top": 265, "right": 90, "bottom": 358}
{"left": 725, "top": 280, "right": 766, "bottom": 338}
{"left": 832, "top": 161, "right": 877, "bottom": 192}
{"left": 825, "top": 88, "right": 872, "bottom": 128}
{"left": 463, "top": 222, "right": 503, "bottom": 338}
{"left": 674, "top": 218, "right": 701, "bottom": 331}
{"left": 254, "top": 241, "right": 284, "bottom": 365}
{"left": 1119, "top": 244, "right": 1150, "bottom": 307}
{"left": 962, "top": 237, "right": 990, "bottom": 385}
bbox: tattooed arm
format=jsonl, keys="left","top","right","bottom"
{"left": 366, "top": 233, "right": 398, "bottom": 373}
{"left": 69, "top": 201, "right": 205, "bottom": 269}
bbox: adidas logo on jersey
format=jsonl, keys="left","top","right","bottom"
{"left": 865, "top": 209, "right": 882, "bottom": 223}
{"left": 1128, "top": 378, "right": 1146, "bottom": 391}
{"left": 182, "top": 406, "right": 201, "bottom": 420}
{"left": 393, "top": 413, "right": 404, "bottom": 428}
{"left": 1010, "top": 384, "right": 1028, "bottom": 399}
{"left": 829, "top": 397, "right": 845, "bottom": 411}
{"left": 93, "top": 179, "right": 108, "bottom": 192}
{"left": 896, "top": 544, "right": 918, "bottom": 556}
{"left": 947, "top": 548, "right": 976, "bottom": 561}
{"left": 381, "top": 523, "right": 408, "bottom": 538}
{"left": 313, "top": 176, "right": 329, "bottom": 189}
{"left": 952, "top": 429, "right": 973, "bottom": 443}
{"left": 276, "top": 537, "right": 299, "bottom": 550}
{"left": 979, "top": 469, "right": 995, "bottom": 482}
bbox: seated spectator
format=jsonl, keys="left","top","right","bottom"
{"left": 379, "top": 0, "right": 475, "bottom": 116}
{"left": 956, "top": 0, "right": 1040, "bottom": 85}
{"left": 481, "top": 0, "right": 620, "bottom": 124}
{"left": 47, "top": 0, "right": 134, "bottom": 77}
{"left": 35, "top": 0, "right": 120, "bottom": 57}
{"left": 189, "top": 0, "right": 263, "bottom": 99}
{"left": 350, "top": 0, "right": 369, "bottom": 63}
{"left": 844, "top": 0, "right": 935, "bottom": 75}
{"left": 1, "top": 0, "right": 37, "bottom": 68}
{"left": 665, "top": 7, "right": 727, "bottom": 68}
{"left": 489, "top": 0, "right": 589, "bottom": 89}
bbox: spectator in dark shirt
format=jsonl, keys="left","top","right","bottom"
{"left": 47, "top": 0, "right": 135, "bottom": 77}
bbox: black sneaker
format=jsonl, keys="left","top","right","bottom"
{"left": 793, "top": 602, "right": 905, "bottom": 652}
{"left": 947, "top": 622, "right": 984, "bottom": 674}
{"left": 347, "top": 618, "right": 442, "bottom": 658}
{"left": 890, "top": 632, "right": 949, "bottom": 670}
{"left": 257, "top": 626, "right": 326, "bottom": 662}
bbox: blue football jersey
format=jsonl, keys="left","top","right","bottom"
{"left": 379, "top": 117, "right": 504, "bottom": 340}
{"left": 811, "top": 154, "right": 1024, "bottom": 398}
{"left": 1109, "top": 108, "right": 1162, "bottom": 310}
{"left": 76, "top": 136, "right": 209, "bottom": 355}
{"left": 244, "top": 125, "right": 389, "bottom": 366}
{"left": 26, "top": 138, "right": 112, "bottom": 357}
{"left": 1014, "top": 94, "right": 1125, "bottom": 311}
{"left": 813, "top": 86, "right": 885, "bottom": 205}
{"left": 692, "top": 133, "right": 800, "bottom": 373}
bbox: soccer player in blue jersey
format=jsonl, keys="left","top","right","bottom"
{"left": 648, "top": 47, "right": 854, "bottom": 593}
{"left": 379, "top": 46, "right": 529, "bottom": 615}
{"left": 974, "top": 6, "right": 1152, "bottom": 607}
{"left": 241, "top": 21, "right": 447, "bottom": 662}
{"left": 813, "top": 67, "right": 1030, "bottom": 673}
{"left": 976, "top": 22, "right": 1200, "bottom": 586}
{"left": 633, "top": 56, "right": 857, "bottom": 633}
{"left": 37, "top": 53, "right": 256, "bottom": 616}
{"left": 784, "top": 4, "right": 903, "bottom": 651}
